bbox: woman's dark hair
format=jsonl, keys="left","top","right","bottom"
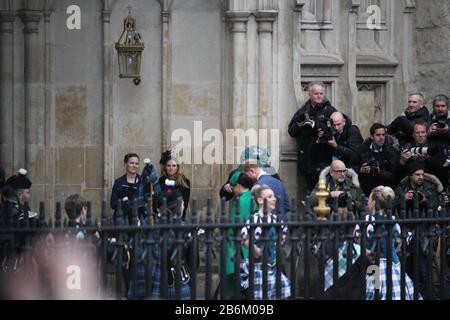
{"left": 123, "top": 153, "right": 140, "bottom": 164}
{"left": 237, "top": 173, "right": 253, "bottom": 189}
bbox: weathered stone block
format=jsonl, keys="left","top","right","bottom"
{"left": 85, "top": 146, "right": 104, "bottom": 188}
{"left": 55, "top": 85, "right": 87, "bottom": 145}
{"left": 57, "top": 147, "right": 85, "bottom": 184}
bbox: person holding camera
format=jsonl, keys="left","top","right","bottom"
{"left": 288, "top": 81, "right": 337, "bottom": 191}
{"left": 310, "top": 111, "right": 363, "bottom": 169}
{"left": 399, "top": 120, "right": 447, "bottom": 186}
{"left": 387, "top": 92, "right": 430, "bottom": 147}
{"left": 427, "top": 95, "right": 450, "bottom": 145}
{"left": 394, "top": 162, "right": 443, "bottom": 299}
{"left": 352, "top": 123, "right": 400, "bottom": 196}
{"left": 309, "top": 160, "right": 364, "bottom": 213}
{"left": 395, "top": 161, "right": 442, "bottom": 214}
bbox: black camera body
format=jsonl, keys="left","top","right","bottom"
{"left": 366, "top": 158, "right": 379, "bottom": 174}
{"left": 337, "top": 192, "right": 349, "bottom": 208}
{"left": 432, "top": 114, "right": 448, "bottom": 129}
{"left": 406, "top": 189, "right": 425, "bottom": 204}
{"left": 316, "top": 116, "right": 335, "bottom": 143}
{"left": 297, "top": 112, "right": 314, "bottom": 128}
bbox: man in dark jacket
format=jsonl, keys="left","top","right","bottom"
{"left": 310, "top": 111, "right": 363, "bottom": 169}
{"left": 288, "top": 81, "right": 337, "bottom": 191}
{"left": 427, "top": 94, "right": 450, "bottom": 146}
{"left": 395, "top": 161, "right": 441, "bottom": 215}
{"left": 387, "top": 92, "right": 430, "bottom": 147}
{"left": 309, "top": 160, "right": 364, "bottom": 213}
{"left": 394, "top": 162, "right": 442, "bottom": 299}
{"left": 352, "top": 123, "right": 400, "bottom": 196}
{"left": 399, "top": 120, "right": 447, "bottom": 186}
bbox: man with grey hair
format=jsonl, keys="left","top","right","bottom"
{"left": 387, "top": 92, "right": 430, "bottom": 147}
{"left": 288, "top": 81, "right": 337, "bottom": 191}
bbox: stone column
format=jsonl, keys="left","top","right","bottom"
{"left": 292, "top": 1, "right": 305, "bottom": 107}
{"left": 402, "top": 2, "right": 416, "bottom": 94}
{"left": 43, "top": 9, "right": 54, "bottom": 209}
{"left": 18, "top": 11, "right": 44, "bottom": 183}
{"left": 160, "top": 8, "right": 171, "bottom": 151}
{"left": 225, "top": 11, "right": 250, "bottom": 130}
{"left": 101, "top": 4, "right": 113, "bottom": 200}
{"left": 255, "top": 11, "right": 277, "bottom": 130}
{"left": 0, "top": 11, "right": 15, "bottom": 175}
{"left": 347, "top": 1, "right": 359, "bottom": 121}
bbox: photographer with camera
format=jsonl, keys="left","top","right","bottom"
{"left": 310, "top": 111, "right": 363, "bottom": 169}
{"left": 399, "top": 120, "right": 447, "bottom": 187}
{"left": 309, "top": 160, "right": 364, "bottom": 213}
{"left": 288, "top": 81, "right": 337, "bottom": 191}
{"left": 387, "top": 92, "right": 430, "bottom": 146}
{"left": 352, "top": 123, "right": 400, "bottom": 196}
{"left": 395, "top": 161, "right": 442, "bottom": 214}
{"left": 427, "top": 95, "right": 450, "bottom": 145}
{"left": 394, "top": 162, "right": 443, "bottom": 299}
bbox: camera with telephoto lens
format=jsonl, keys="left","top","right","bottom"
{"left": 432, "top": 114, "right": 448, "bottom": 129}
{"left": 316, "top": 116, "right": 335, "bottom": 143}
{"left": 409, "top": 146, "right": 438, "bottom": 157}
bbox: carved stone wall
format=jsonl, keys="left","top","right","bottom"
{"left": 0, "top": 0, "right": 448, "bottom": 214}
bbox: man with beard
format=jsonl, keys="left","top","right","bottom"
{"left": 427, "top": 94, "right": 450, "bottom": 145}
{"left": 387, "top": 92, "right": 430, "bottom": 147}
{"left": 288, "top": 81, "right": 337, "bottom": 191}
{"left": 395, "top": 162, "right": 442, "bottom": 299}
{"left": 309, "top": 159, "right": 363, "bottom": 213}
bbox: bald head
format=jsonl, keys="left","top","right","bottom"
{"left": 330, "top": 112, "right": 346, "bottom": 134}
{"left": 330, "top": 160, "right": 347, "bottom": 184}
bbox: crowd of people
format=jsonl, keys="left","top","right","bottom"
{"left": 0, "top": 81, "right": 449, "bottom": 300}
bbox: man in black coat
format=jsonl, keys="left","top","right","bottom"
{"left": 427, "top": 94, "right": 450, "bottom": 145}
{"left": 399, "top": 120, "right": 447, "bottom": 187}
{"left": 310, "top": 111, "right": 363, "bottom": 169}
{"left": 352, "top": 123, "right": 400, "bottom": 196}
{"left": 387, "top": 92, "right": 430, "bottom": 147}
{"left": 288, "top": 81, "right": 337, "bottom": 191}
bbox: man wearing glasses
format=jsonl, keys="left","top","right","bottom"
{"left": 309, "top": 160, "right": 363, "bottom": 213}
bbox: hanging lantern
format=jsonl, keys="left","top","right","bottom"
{"left": 115, "top": 7, "right": 144, "bottom": 85}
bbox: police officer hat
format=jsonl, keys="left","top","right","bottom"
{"left": 6, "top": 168, "right": 32, "bottom": 190}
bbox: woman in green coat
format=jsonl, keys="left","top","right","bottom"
{"left": 223, "top": 171, "right": 256, "bottom": 299}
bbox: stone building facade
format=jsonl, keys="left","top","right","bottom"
{"left": 0, "top": 0, "right": 448, "bottom": 215}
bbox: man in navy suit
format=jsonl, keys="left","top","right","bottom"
{"left": 243, "top": 162, "right": 290, "bottom": 222}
